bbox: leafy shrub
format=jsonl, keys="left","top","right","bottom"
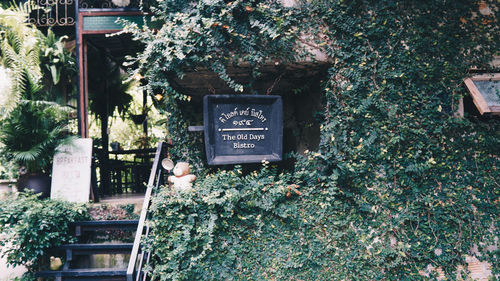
{"left": 0, "top": 5, "right": 76, "bottom": 176}
{"left": 0, "top": 154, "right": 16, "bottom": 180}
{"left": 146, "top": 164, "right": 301, "bottom": 280}
{"left": 89, "top": 203, "right": 139, "bottom": 221}
{"left": 0, "top": 192, "right": 89, "bottom": 271}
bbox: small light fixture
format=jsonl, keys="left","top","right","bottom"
{"left": 112, "top": 0, "right": 130, "bottom": 7}
{"left": 161, "top": 158, "right": 174, "bottom": 172}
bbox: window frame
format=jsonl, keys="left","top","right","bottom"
{"left": 463, "top": 73, "right": 500, "bottom": 115}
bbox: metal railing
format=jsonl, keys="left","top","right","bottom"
{"left": 127, "top": 142, "right": 171, "bottom": 281}
{"left": 94, "top": 148, "right": 157, "bottom": 197}
{"left": 28, "top": 0, "right": 76, "bottom": 27}
{"left": 26, "top": 0, "right": 145, "bottom": 27}
{"left": 108, "top": 148, "right": 156, "bottom": 195}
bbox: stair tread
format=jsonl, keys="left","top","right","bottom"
{"left": 35, "top": 268, "right": 127, "bottom": 277}
{"left": 74, "top": 220, "right": 139, "bottom": 226}
{"left": 60, "top": 243, "right": 133, "bottom": 250}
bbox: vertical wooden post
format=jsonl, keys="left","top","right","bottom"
{"left": 143, "top": 90, "right": 148, "bottom": 136}
{"left": 77, "top": 9, "right": 89, "bottom": 138}
{"left": 100, "top": 71, "right": 111, "bottom": 196}
{"left": 83, "top": 37, "right": 89, "bottom": 137}
{"left": 75, "top": 0, "right": 82, "bottom": 137}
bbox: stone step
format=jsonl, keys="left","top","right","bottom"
{"left": 35, "top": 268, "right": 127, "bottom": 281}
{"left": 59, "top": 243, "right": 133, "bottom": 270}
{"left": 61, "top": 243, "right": 134, "bottom": 256}
{"left": 74, "top": 220, "right": 139, "bottom": 236}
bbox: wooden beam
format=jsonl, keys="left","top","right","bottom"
{"left": 490, "top": 106, "right": 500, "bottom": 114}
{"left": 470, "top": 73, "right": 500, "bottom": 81}
{"left": 82, "top": 29, "right": 127, "bottom": 34}
{"left": 455, "top": 98, "right": 464, "bottom": 117}
{"left": 77, "top": 11, "right": 88, "bottom": 137}
{"left": 79, "top": 11, "right": 143, "bottom": 17}
{"left": 83, "top": 37, "right": 89, "bottom": 138}
{"left": 188, "top": 126, "right": 204, "bottom": 132}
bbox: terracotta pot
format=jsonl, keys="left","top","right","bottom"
{"left": 17, "top": 173, "right": 51, "bottom": 198}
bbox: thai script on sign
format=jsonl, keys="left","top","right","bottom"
{"left": 219, "top": 107, "right": 267, "bottom": 124}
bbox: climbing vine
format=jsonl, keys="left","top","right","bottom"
{"left": 125, "top": 0, "right": 301, "bottom": 167}
{"left": 128, "top": 0, "right": 500, "bottom": 280}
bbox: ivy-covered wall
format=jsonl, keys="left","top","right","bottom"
{"left": 127, "top": 0, "right": 500, "bottom": 280}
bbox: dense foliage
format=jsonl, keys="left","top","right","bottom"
{"left": 0, "top": 101, "right": 74, "bottom": 173}
{"left": 125, "top": 0, "right": 303, "bottom": 171}
{"left": 0, "top": 192, "right": 89, "bottom": 272}
{"left": 0, "top": 3, "right": 42, "bottom": 115}
{"left": 0, "top": 4, "right": 76, "bottom": 175}
{"left": 127, "top": 0, "right": 299, "bottom": 98}
{"left": 129, "top": 0, "right": 500, "bottom": 280}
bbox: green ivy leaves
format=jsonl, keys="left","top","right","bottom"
{"left": 0, "top": 192, "right": 89, "bottom": 272}
{"left": 134, "top": 1, "right": 499, "bottom": 280}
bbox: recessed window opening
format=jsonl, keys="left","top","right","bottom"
{"left": 463, "top": 73, "right": 500, "bottom": 115}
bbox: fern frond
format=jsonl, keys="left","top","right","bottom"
{"left": 5, "top": 28, "right": 22, "bottom": 55}
{"left": 1, "top": 39, "right": 20, "bottom": 68}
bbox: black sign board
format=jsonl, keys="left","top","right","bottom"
{"left": 204, "top": 95, "right": 283, "bottom": 165}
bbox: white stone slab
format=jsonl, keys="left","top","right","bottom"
{"left": 50, "top": 138, "right": 93, "bottom": 203}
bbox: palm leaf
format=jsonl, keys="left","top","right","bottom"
{"left": 0, "top": 100, "right": 74, "bottom": 173}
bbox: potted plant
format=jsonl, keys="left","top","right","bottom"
{"left": 0, "top": 100, "right": 75, "bottom": 198}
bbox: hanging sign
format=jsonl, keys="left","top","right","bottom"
{"left": 50, "top": 138, "right": 93, "bottom": 203}
{"left": 204, "top": 95, "right": 283, "bottom": 165}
